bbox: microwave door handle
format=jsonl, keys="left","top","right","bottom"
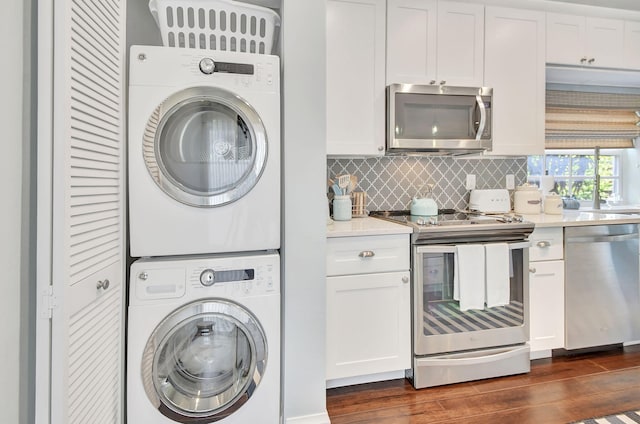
{"left": 475, "top": 95, "right": 487, "bottom": 141}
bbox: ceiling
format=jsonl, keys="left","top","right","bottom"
{"left": 547, "top": 0, "right": 640, "bottom": 11}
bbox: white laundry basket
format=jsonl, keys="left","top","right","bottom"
{"left": 149, "top": 0, "right": 281, "bottom": 54}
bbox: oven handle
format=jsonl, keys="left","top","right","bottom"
{"left": 415, "top": 241, "right": 530, "bottom": 255}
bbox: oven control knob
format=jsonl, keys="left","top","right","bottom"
{"left": 200, "top": 269, "right": 215, "bottom": 286}
{"left": 199, "top": 58, "right": 216, "bottom": 74}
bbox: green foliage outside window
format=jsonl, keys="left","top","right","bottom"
{"left": 528, "top": 153, "right": 618, "bottom": 201}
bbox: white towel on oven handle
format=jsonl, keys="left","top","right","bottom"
{"left": 454, "top": 244, "right": 486, "bottom": 311}
{"left": 485, "top": 243, "right": 510, "bottom": 308}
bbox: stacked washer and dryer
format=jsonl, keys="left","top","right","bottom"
{"left": 127, "top": 3, "right": 282, "bottom": 423}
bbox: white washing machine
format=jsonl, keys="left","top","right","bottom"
{"left": 127, "top": 251, "right": 280, "bottom": 424}
{"left": 128, "top": 45, "right": 280, "bottom": 257}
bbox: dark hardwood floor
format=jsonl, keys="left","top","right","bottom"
{"left": 326, "top": 345, "right": 640, "bottom": 423}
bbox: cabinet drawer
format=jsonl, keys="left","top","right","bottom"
{"left": 529, "top": 227, "right": 563, "bottom": 262}
{"left": 327, "top": 234, "right": 410, "bottom": 276}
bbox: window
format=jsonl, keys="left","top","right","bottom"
{"left": 527, "top": 150, "right": 622, "bottom": 205}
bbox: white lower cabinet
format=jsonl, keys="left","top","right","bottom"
{"left": 326, "top": 234, "right": 410, "bottom": 384}
{"left": 326, "top": 271, "right": 411, "bottom": 380}
{"left": 528, "top": 227, "right": 565, "bottom": 358}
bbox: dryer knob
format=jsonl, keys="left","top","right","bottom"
{"left": 199, "top": 58, "right": 216, "bottom": 75}
{"left": 200, "top": 269, "right": 215, "bottom": 286}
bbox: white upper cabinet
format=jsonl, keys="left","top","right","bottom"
{"left": 546, "top": 13, "right": 625, "bottom": 69}
{"left": 484, "top": 6, "right": 545, "bottom": 156}
{"left": 624, "top": 21, "right": 640, "bottom": 69}
{"left": 326, "top": 0, "right": 386, "bottom": 156}
{"left": 387, "top": 0, "right": 484, "bottom": 87}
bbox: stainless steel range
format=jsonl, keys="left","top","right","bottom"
{"left": 370, "top": 209, "right": 535, "bottom": 388}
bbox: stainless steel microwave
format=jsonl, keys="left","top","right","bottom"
{"left": 386, "top": 84, "right": 493, "bottom": 155}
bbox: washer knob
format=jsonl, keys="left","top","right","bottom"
{"left": 200, "top": 269, "right": 215, "bottom": 286}
{"left": 199, "top": 58, "right": 215, "bottom": 74}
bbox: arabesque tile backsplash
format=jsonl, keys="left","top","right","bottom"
{"left": 327, "top": 156, "right": 527, "bottom": 212}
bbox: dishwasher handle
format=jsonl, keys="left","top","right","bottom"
{"left": 565, "top": 232, "right": 638, "bottom": 244}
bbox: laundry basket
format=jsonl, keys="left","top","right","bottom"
{"left": 149, "top": 0, "right": 281, "bottom": 54}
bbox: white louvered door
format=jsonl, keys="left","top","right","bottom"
{"left": 38, "top": 0, "right": 127, "bottom": 423}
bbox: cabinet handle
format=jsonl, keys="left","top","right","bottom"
{"left": 588, "top": 57, "right": 595, "bottom": 64}
{"left": 402, "top": 276, "right": 409, "bottom": 284}
{"left": 378, "top": 146, "right": 384, "bottom": 151}
{"left": 536, "top": 241, "right": 551, "bottom": 248}
{"left": 439, "top": 80, "right": 446, "bottom": 85}
{"left": 580, "top": 57, "right": 587, "bottom": 64}
{"left": 358, "top": 250, "right": 375, "bottom": 258}
{"left": 529, "top": 267, "right": 536, "bottom": 274}
{"left": 429, "top": 80, "right": 436, "bottom": 85}
{"left": 96, "top": 279, "right": 110, "bottom": 290}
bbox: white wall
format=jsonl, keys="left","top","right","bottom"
{"left": 281, "top": 0, "right": 329, "bottom": 422}
{"left": 623, "top": 147, "right": 640, "bottom": 204}
{"left": 0, "top": 0, "right": 26, "bottom": 422}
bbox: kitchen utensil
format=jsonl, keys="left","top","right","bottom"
{"left": 514, "top": 184, "right": 542, "bottom": 214}
{"left": 331, "top": 183, "right": 342, "bottom": 196}
{"left": 337, "top": 174, "right": 350, "bottom": 194}
{"left": 347, "top": 175, "right": 358, "bottom": 194}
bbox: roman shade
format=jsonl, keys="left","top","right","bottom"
{"left": 545, "top": 90, "right": 640, "bottom": 149}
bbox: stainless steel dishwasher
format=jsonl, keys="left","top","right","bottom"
{"left": 565, "top": 224, "right": 640, "bottom": 350}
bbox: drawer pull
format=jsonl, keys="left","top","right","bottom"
{"left": 358, "top": 250, "right": 375, "bottom": 258}
{"left": 529, "top": 267, "right": 536, "bottom": 274}
{"left": 536, "top": 241, "right": 551, "bottom": 248}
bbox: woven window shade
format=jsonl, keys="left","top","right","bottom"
{"left": 545, "top": 90, "right": 640, "bottom": 149}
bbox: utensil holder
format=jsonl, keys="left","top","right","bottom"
{"left": 333, "top": 195, "right": 352, "bottom": 221}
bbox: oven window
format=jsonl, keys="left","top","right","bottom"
{"left": 419, "top": 249, "right": 525, "bottom": 336}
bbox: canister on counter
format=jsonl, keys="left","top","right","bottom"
{"left": 514, "top": 184, "right": 542, "bottom": 214}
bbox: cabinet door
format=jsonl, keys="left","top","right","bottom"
{"left": 436, "top": 1, "right": 484, "bottom": 86}
{"left": 327, "top": 0, "right": 386, "bottom": 156}
{"left": 586, "top": 17, "right": 624, "bottom": 69}
{"left": 529, "top": 260, "right": 565, "bottom": 353}
{"left": 484, "top": 7, "right": 545, "bottom": 156}
{"left": 546, "top": 12, "right": 585, "bottom": 65}
{"left": 326, "top": 271, "right": 411, "bottom": 380}
{"left": 624, "top": 21, "right": 640, "bottom": 69}
{"left": 36, "top": 0, "right": 127, "bottom": 422}
{"left": 386, "top": 0, "right": 437, "bottom": 85}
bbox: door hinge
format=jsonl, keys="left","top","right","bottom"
{"left": 39, "top": 285, "right": 57, "bottom": 319}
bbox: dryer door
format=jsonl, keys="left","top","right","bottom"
{"left": 141, "top": 299, "right": 267, "bottom": 423}
{"left": 143, "top": 86, "right": 268, "bottom": 207}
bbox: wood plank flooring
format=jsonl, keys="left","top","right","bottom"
{"left": 326, "top": 345, "right": 640, "bottom": 423}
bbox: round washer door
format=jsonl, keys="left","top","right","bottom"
{"left": 143, "top": 86, "right": 268, "bottom": 207}
{"left": 141, "top": 299, "right": 268, "bottom": 423}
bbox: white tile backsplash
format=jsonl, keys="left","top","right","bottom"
{"left": 327, "top": 156, "right": 527, "bottom": 211}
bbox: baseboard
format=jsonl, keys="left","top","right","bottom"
{"left": 326, "top": 370, "right": 405, "bottom": 389}
{"left": 284, "top": 411, "right": 331, "bottom": 424}
{"left": 530, "top": 349, "right": 552, "bottom": 360}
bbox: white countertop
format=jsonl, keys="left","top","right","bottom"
{"left": 521, "top": 210, "right": 640, "bottom": 228}
{"left": 326, "top": 217, "right": 413, "bottom": 238}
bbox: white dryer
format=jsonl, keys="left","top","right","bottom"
{"left": 128, "top": 45, "right": 280, "bottom": 257}
{"left": 127, "top": 251, "right": 280, "bottom": 423}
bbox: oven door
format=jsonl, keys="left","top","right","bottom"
{"left": 413, "top": 242, "right": 530, "bottom": 356}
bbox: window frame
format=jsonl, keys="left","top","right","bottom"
{"left": 527, "top": 149, "right": 623, "bottom": 207}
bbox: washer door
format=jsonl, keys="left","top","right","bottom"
{"left": 143, "top": 86, "right": 268, "bottom": 207}
{"left": 141, "top": 299, "right": 267, "bottom": 423}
